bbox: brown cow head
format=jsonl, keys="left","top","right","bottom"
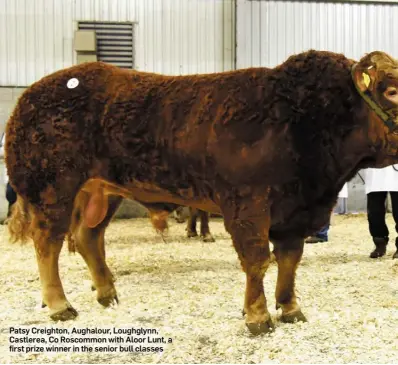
{"left": 352, "top": 51, "right": 398, "bottom": 134}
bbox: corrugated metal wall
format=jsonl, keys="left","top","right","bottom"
{"left": 237, "top": 0, "right": 398, "bottom": 68}
{"left": 0, "top": 0, "right": 235, "bottom": 87}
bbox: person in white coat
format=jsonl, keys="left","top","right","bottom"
{"left": 305, "top": 183, "right": 348, "bottom": 243}
{"left": 365, "top": 166, "right": 398, "bottom": 259}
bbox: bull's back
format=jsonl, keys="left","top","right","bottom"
{"left": 5, "top": 62, "right": 272, "bottom": 203}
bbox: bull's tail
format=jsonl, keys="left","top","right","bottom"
{"left": 7, "top": 194, "right": 32, "bottom": 244}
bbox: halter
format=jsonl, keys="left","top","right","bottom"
{"left": 351, "top": 63, "right": 398, "bottom": 133}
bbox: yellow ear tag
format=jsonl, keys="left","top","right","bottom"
{"left": 362, "top": 73, "right": 370, "bottom": 88}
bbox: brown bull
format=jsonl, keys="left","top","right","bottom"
{"left": 6, "top": 50, "right": 398, "bottom": 335}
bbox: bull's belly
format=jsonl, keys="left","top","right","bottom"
{"left": 80, "top": 178, "right": 221, "bottom": 215}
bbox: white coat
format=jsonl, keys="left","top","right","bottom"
{"left": 338, "top": 183, "right": 348, "bottom": 198}
{"left": 364, "top": 166, "right": 398, "bottom": 194}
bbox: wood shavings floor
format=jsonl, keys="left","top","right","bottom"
{"left": 1, "top": 215, "right": 398, "bottom": 364}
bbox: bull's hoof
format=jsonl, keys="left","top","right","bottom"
{"left": 175, "top": 218, "right": 186, "bottom": 224}
{"left": 393, "top": 250, "right": 398, "bottom": 259}
{"left": 202, "top": 234, "right": 215, "bottom": 243}
{"left": 246, "top": 318, "right": 275, "bottom": 336}
{"left": 98, "top": 294, "right": 119, "bottom": 307}
{"left": 91, "top": 285, "right": 96, "bottom": 291}
{"left": 187, "top": 231, "right": 198, "bottom": 238}
{"left": 280, "top": 310, "right": 307, "bottom": 323}
{"left": 50, "top": 306, "right": 78, "bottom": 322}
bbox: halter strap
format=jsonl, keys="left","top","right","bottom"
{"left": 351, "top": 63, "right": 397, "bottom": 132}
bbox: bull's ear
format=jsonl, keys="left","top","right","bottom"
{"left": 352, "top": 63, "right": 373, "bottom": 92}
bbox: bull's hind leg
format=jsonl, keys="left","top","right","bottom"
{"left": 198, "top": 210, "right": 215, "bottom": 242}
{"left": 31, "top": 211, "right": 77, "bottom": 321}
{"left": 71, "top": 192, "right": 122, "bottom": 307}
{"left": 222, "top": 197, "right": 273, "bottom": 335}
{"left": 272, "top": 237, "right": 307, "bottom": 323}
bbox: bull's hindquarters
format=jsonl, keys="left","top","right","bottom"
{"left": 23, "top": 189, "right": 122, "bottom": 321}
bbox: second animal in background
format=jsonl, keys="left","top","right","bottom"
{"left": 173, "top": 206, "right": 215, "bottom": 242}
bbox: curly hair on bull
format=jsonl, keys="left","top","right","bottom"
{"left": 273, "top": 52, "right": 360, "bottom": 205}
{"left": 4, "top": 49, "right": 364, "bottom": 245}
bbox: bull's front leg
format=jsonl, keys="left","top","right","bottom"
{"left": 272, "top": 237, "right": 307, "bottom": 323}
{"left": 229, "top": 218, "right": 273, "bottom": 334}
{"left": 222, "top": 193, "right": 273, "bottom": 335}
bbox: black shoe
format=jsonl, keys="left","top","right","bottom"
{"left": 370, "top": 237, "right": 388, "bottom": 259}
{"left": 305, "top": 236, "right": 328, "bottom": 244}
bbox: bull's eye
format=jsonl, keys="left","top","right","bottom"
{"left": 384, "top": 87, "right": 398, "bottom": 97}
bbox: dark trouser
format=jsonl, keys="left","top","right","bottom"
{"left": 5, "top": 182, "right": 17, "bottom": 216}
{"left": 367, "top": 191, "right": 398, "bottom": 238}
{"left": 316, "top": 222, "right": 330, "bottom": 240}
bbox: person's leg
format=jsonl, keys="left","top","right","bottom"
{"left": 305, "top": 217, "right": 330, "bottom": 244}
{"left": 367, "top": 191, "right": 389, "bottom": 258}
{"left": 316, "top": 223, "right": 329, "bottom": 240}
{"left": 389, "top": 192, "right": 398, "bottom": 259}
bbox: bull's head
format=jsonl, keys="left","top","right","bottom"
{"left": 352, "top": 51, "right": 398, "bottom": 133}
